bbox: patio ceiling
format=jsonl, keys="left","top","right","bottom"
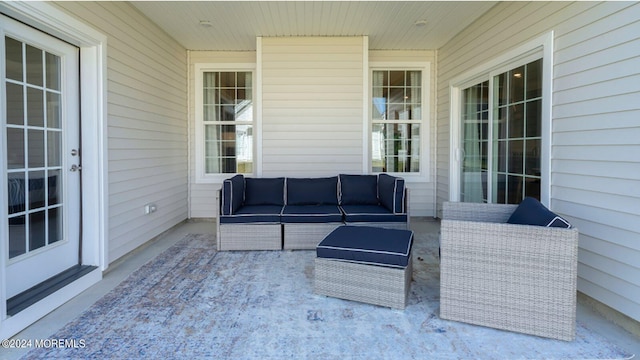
{"left": 130, "top": 1, "right": 497, "bottom": 51}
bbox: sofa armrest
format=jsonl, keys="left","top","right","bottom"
{"left": 221, "top": 174, "right": 245, "bottom": 215}
{"left": 443, "top": 201, "right": 517, "bottom": 223}
{"left": 378, "top": 174, "right": 406, "bottom": 214}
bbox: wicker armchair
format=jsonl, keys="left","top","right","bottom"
{"left": 439, "top": 202, "right": 579, "bottom": 341}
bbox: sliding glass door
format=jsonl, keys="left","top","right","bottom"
{"left": 460, "top": 59, "right": 542, "bottom": 204}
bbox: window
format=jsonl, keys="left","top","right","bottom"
{"left": 460, "top": 58, "right": 543, "bottom": 204}
{"left": 196, "top": 68, "right": 254, "bottom": 180}
{"left": 371, "top": 70, "right": 423, "bottom": 173}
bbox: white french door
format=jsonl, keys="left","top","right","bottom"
{"left": 2, "top": 15, "right": 81, "bottom": 299}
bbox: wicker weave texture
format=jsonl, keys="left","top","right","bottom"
{"left": 315, "top": 257, "right": 412, "bottom": 309}
{"left": 439, "top": 203, "right": 579, "bottom": 341}
{"left": 443, "top": 201, "right": 517, "bottom": 223}
{"left": 218, "top": 224, "right": 282, "bottom": 251}
{"left": 283, "top": 223, "right": 343, "bottom": 250}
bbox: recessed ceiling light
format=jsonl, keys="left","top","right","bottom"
{"left": 414, "top": 20, "right": 427, "bottom": 27}
{"left": 199, "top": 20, "right": 213, "bottom": 28}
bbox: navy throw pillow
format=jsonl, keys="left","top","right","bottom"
{"left": 339, "top": 174, "right": 378, "bottom": 205}
{"left": 286, "top": 177, "right": 339, "bottom": 205}
{"left": 244, "top": 178, "right": 285, "bottom": 206}
{"left": 507, "top": 197, "right": 572, "bottom": 228}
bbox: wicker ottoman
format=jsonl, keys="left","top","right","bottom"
{"left": 314, "top": 226, "right": 413, "bottom": 309}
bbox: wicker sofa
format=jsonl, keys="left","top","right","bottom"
{"left": 439, "top": 200, "right": 579, "bottom": 341}
{"left": 216, "top": 174, "right": 408, "bottom": 251}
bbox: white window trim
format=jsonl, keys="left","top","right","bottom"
{"left": 194, "top": 63, "right": 256, "bottom": 184}
{"left": 368, "top": 61, "right": 431, "bottom": 183}
{"left": 449, "top": 32, "right": 554, "bottom": 206}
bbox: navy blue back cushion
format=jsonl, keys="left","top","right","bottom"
{"left": 378, "top": 174, "right": 405, "bottom": 214}
{"left": 286, "top": 177, "right": 339, "bottom": 205}
{"left": 507, "top": 197, "right": 572, "bottom": 228}
{"left": 339, "top": 174, "right": 378, "bottom": 205}
{"left": 244, "top": 178, "right": 285, "bottom": 206}
{"left": 221, "top": 174, "right": 245, "bottom": 215}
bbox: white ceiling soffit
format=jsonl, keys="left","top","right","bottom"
{"left": 130, "top": 1, "right": 497, "bottom": 51}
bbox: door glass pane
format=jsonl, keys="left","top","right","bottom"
{"left": 45, "top": 52, "right": 61, "bottom": 91}
{"left": 525, "top": 139, "right": 541, "bottom": 176}
{"left": 47, "top": 92, "right": 61, "bottom": 128}
{"left": 526, "top": 59, "right": 542, "bottom": 99}
{"left": 28, "top": 129, "right": 45, "bottom": 167}
{"left": 509, "top": 66, "right": 525, "bottom": 103}
{"left": 508, "top": 104, "right": 524, "bottom": 138}
{"left": 509, "top": 140, "right": 524, "bottom": 174}
{"left": 48, "top": 170, "right": 62, "bottom": 206}
{"left": 526, "top": 100, "right": 541, "bottom": 137}
{"left": 29, "top": 170, "right": 46, "bottom": 209}
{"left": 6, "top": 83, "right": 24, "bottom": 125}
{"left": 27, "top": 87, "right": 44, "bottom": 127}
{"left": 460, "top": 81, "right": 489, "bottom": 203}
{"left": 29, "top": 210, "right": 46, "bottom": 251}
{"left": 48, "top": 207, "right": 63, "bottom": 244}
{"left": 5, "top": 36, "right": 23, "bottom": 81}
{"left": 47, "top": 131, "right": 61, "bottom": 166}
{"left": 8, "top": 172, "right": 26, "bottom": 214}
{"left": 8, "top": 216, "right": 26, "bottom": 259}
{"left": 7, "top": 128, "right": 25, "bottom": 169}
{"left": 26, "top": 44, "right": 43, "bottom": 86}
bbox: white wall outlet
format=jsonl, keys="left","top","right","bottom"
{"left": 144, "top": 203, "right": 157, "bottom": 214}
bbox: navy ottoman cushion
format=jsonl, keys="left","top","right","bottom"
{"left": 316, "top": 226, "right": 413, "bottom": 268}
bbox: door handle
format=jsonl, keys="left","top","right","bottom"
{"left": 70, "top": 164, "right": 82, "bottom": 172}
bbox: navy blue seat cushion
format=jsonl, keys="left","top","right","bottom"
{"left": 281, "top": 205, "right": 343, "bottom": 223}
{"left": 507, "top": 197, "right": 572, "bottom": 228}
{"left": 221, "top": 174, "right": 245, "bottom": 215}
{"left": 339, "top": 174, "right": 379, "bottom": 205}
{"left": 286, "top": 177, "right": 339, "bottom": 205}
{"left": 378, "top": 174, "right": 406, "bottom": 214}
{"left": 219, "top": 205, "right": 283, "bottom": 224}
{"left": 316, "top": 226, "right": 413, "bottom": 268}
{"left": 244, "top": 177, "right": 285, "bottom": 206}
{"left": 341, "top": 205, "right": 408, "bottom": 223}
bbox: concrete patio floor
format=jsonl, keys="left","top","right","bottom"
{"left": 4, "top": 218, "right": 639, "bottom": 359}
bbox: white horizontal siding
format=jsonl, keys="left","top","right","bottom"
{"left": 437, "top": 1, "right": 640, "bottom": 321}
{"left": 54, "top": 2, "right": 188, "bottom": 263}
{"left": 261, "top": 37, "right": 365, "bottom": 177}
